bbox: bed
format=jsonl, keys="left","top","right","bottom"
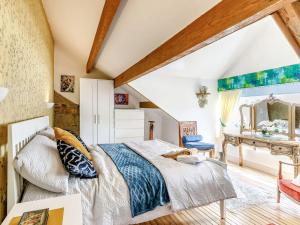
{"left": 7, "top": 116, "right": 236, "bottom": 225}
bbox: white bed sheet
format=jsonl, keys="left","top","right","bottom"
{"left": 21, "top": 146, "right": 173, "bottom": 225}
{"left": 22, "top": 140, "right": 235, "bottom": 225}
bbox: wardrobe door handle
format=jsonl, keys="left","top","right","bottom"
{"left": 97, "top": 115, "right": 100, "bottom": 124}
{"left": 94, "top": 115, "right": 97, "bottom": 124}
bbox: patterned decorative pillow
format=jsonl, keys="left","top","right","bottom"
{"left": 56, "top": 140, "right": 98, "bottom": 179}
{"left": 54, "top": 127, "right": 92, "bottom": 160}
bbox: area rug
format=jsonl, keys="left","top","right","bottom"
{"left": 225, "top": 171, "right": 275, "bottom": 210}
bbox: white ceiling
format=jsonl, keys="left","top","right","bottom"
{"left": 146, "top": 16, "right": 300, "bottom": 80}
{"left": 42, "top": 0, "right": 220, "bottom": 77}
{"left": 42, "top": 0, "right": 105, "bottom": 63}
{"left": 95, "top": 0, "right": 220, "bottom": 77}
{"left": 42, "top": 0, "right": 299, "bottom": 81}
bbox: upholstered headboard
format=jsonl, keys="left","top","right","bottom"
{"left": 178, "top": 121, "right": 197, "bottom": 147}
{"left": 7, "top": 116, "right": 49, "bottom": 213}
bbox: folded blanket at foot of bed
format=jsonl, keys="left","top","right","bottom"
{"left": 99, "top": 143, "right": 170, "bottom": 217}
{"left": 176, "top": 154, "right": 206, "bottom": 164}
{"left": 126, "top": 140, "right": 237, "bottom": 212}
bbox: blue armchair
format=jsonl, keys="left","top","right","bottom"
{"left": 182, "top": 135, "right": 215, "bottom": 158}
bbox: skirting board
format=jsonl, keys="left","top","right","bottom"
{"left": 227, "top": 155, "right": 293, "bottom": 177}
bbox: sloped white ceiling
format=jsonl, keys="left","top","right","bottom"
{"left": 95, "top": 0, "right": 220, "bottom": 77}
{"left": 43, "top": 1, "right": 299, "bottom": 81}
{"left": 42, "top": 0, "right": 105, "bottom": 63}
{"left": 140, "top": 16, "right": 299, "bottom": 80}
{"left": 42, "top": 0, "right": 220, "bottom": 77}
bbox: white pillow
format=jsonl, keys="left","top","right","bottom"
{"left": 292, "top": 174, "right": 300, "bottom": 187}
{"left": 37, "top": 127, "right": 55, "bottom": 141}
{"left": 14, "top": 135, "right": 69, "bottom": 193}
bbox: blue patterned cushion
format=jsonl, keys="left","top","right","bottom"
{"left": 56, "top": 140, "right": 97, "bottom": 179}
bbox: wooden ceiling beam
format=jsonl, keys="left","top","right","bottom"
{"left": 277, "top": 1, "right": 300, "bottom": 56}
{"left": 273, "top": 12, "right": 300, "bottom": 57}
{"left": 139, "top": 101, "right": 159, "bottom": 109}
{"left": 86, "top": 0, "right": 121, "bottom": 73}
{"left": 114, "top": 0, "right": 297, "bottom": 88}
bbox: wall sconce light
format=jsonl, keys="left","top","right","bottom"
{"left": 46, "top": 102, "right": 55, "bottom": 109}
{"left": 0, "top": 87, "right": 9, "bottom": 103}
{"left": 196, "top": 86, "right": 210, "bottom": 108}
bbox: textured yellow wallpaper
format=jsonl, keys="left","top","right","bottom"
{"left": 0, "top": 0, "right": 54, "bottom": 125}
{"left": 0, "top": 0, "right": 54, "bottom": 221}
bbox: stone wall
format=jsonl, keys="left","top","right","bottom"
{"left": 54, "top": 91, "right": 79, "bottom": 134}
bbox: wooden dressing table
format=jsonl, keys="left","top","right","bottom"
{"left": 223, "top": 132, "right": 300, "bottom": 177}
{"left": 223, "top": 95, "right": 300, "bottom": 177}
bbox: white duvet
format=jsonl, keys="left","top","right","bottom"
{"left": 22, "top": 140, "right": 236, "bottom": 225}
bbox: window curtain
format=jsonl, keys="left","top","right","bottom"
{"left": 218, "top": 90, "right": 241, "bottom": 136}
{"left": 216, "top": 90, "right": 241, "bottom": 153}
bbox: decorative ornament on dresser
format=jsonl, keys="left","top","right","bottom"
{"left": 61, "top": 75, "right": 75, "bottom": 93}
{"left": 148, "top": 121, "right": 155, "bottom": 140}
{"left": 196, "top": 86, "right": 210, "bottom": 108}
{"left": 45, "top": 102, "right": 55, "bottom": 109}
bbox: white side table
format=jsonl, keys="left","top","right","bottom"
{"left": 1, "top": 194, "right": 82, "bottom": 225}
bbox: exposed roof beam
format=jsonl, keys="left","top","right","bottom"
{"left": 139, "top": 101, "right": 159, "bottom": 109}
{"left": 273, "top": 12, "right": 300, "bottom": 57}
{"left": 86, "top": 0, "right": 120, "bottom": 73}
{"left": 277, "top": 1, "right": 300, "bottom": 56}
{"left": 114, "top": 0, "right": 296, "bottom": 88}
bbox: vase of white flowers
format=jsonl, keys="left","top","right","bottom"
{"left": 261, "top": 127, "right": 271, "bottom": 136}
{"left": 258, "top": 120, "right": 274, "bottom": 137}
{"left": 258, "top": 119, "right": 288, "bottom": 136}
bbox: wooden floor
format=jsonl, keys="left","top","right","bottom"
{"left": 138, "top": 164, "right": 300, "bottom": 225}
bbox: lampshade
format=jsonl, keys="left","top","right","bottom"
{"left": 46, "top": 102, "right": 55, "bottom": 109}
{"left": 0, "top": 87, "right": 8, "bottom": 102}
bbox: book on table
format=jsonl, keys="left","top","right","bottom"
{"left": 17, "top": 208, "right": 49, "bottom": 225}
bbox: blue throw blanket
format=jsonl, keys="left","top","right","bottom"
{"left": 98, "top": 143, "right": 170, "bottom": 217}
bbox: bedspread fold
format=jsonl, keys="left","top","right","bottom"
{"left": 99, "top": 143, "right": 169, "bottom": 217}
{"left": 126, "top": 140, "right": 237, "bottom": 212}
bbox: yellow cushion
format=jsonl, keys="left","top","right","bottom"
{"left": 54, "top": 127, "right": 92, "bottom": 160}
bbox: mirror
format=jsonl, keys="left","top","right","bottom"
{"left": 254, "top": 99, "right": 290, "bottom": 135}
{"left": 240, "top": 104, "right": 252, "bottom": 133}
{"left": 294, "top": 105, "right": 300, "bottom": 137}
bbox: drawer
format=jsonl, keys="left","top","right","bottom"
{"left": 115, "top": 128, "right": 144, "bottom": 138}
{"left": 241, "top": 139, "right": 269, "bottom": 148}
{"left": 271, "top": 145, "right": 293, "bottom": 155}
{"left": 115, "top": 119, "right": 144, "bottom": 129}
{"left": 115, "top": 110, "right": 144, "bottom": 120}
{"left": 225, "top": 135, "right": 239, "bottom": 145}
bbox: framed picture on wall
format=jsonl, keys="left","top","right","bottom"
{"left": 114, "top": 93, "right": 128, "bottom": 105}
{"left": 61, "top": 75, "right": 75, "bottom": 92}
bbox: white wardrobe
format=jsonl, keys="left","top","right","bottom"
{"left": 80, "top": 78, "right": 114, "bottom": 145}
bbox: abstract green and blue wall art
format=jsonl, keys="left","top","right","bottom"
{"left": 218, "top": 64, "right": 300, "bottom": 92}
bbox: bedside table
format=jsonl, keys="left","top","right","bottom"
{"left": 1, "top": 194, "right": 82, "bottom": 225}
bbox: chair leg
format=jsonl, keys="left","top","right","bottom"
{"left": 209, "top": 149, "right": 215, "bottom": 158}
{"left": 277, "top": 187, "right": 281, "bottom": 203}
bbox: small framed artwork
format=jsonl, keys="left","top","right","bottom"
{"left": 114, "top": 93, "right": 128, "bottom": 105}
{"left": 61, "top": 75, "right": 75, "bottom": 93}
